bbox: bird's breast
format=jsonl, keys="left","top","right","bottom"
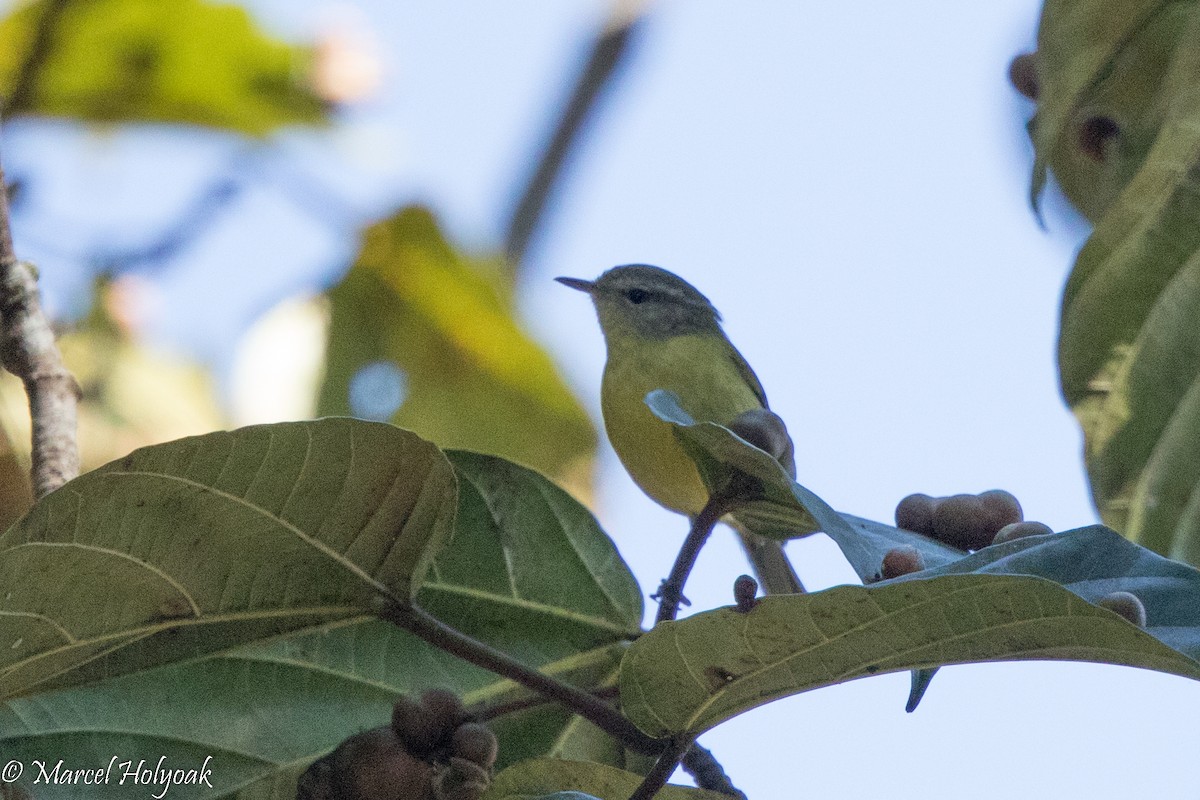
{"left": 600, "top": 335, "right": 764, "bottom": 516}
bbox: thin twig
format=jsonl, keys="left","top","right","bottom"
{"left": 503, "top": 0, "right": 647, "bottom": 267}
{"left": 2, "top": 0, "right": 72, "bottom": 120}
{"left": 378, "top": 600, "right": 662, "bottom": 755}
{"left": 0, "top": 151, "right": 79, "bottom": 497}
{"left": 681, "top": 742, "right": 748, "bottom": 800}
{"left": 736, "top": 528, "right": 806, "bottom": 595}
{"left": 655, "top": 495, "right": 739, "bottom": 624}
{"left": 629, "top": 735, "right": 693, "bottom": 800}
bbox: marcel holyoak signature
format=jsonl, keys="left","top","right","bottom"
{"left": 2, "top": 755, "right": 214, "bottom": 798}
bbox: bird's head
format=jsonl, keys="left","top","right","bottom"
{"left": 556, "top": 264, "right": 722, "bottom": 341}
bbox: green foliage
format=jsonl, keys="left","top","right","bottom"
{"left": 319, "top": 207, "right": 597, "bottom": 485}
{"left": 0, "top": 0, "right": 328, "bottom": 134}
{"left": 485, "top": 759, "right": 726, "bottom": 800}
{"left": 620, "top": 573, "right": 1200, "bottom": 739}
{"left": 1034, "top": 0, "right": 1200, "bottom": 564}
{"left": 0, "top": 419, "right": 456, "bottom": 700}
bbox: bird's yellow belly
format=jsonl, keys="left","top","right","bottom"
{"left": 600, "top": 335, "right": 763, "bottom": 516}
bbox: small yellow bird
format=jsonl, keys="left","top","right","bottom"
{"left": 557, "top": 264, "right": 802, "bottom": 594}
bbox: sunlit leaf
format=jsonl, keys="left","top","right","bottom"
{"left": 485, "top": 759, "right": 727, "bottom": 800}
{"left": 319, "top": 207, "right": 596, "bottom": 489}
{"left": 0, "top": 0, "right": 327, "bottom": 134}
{"left": 1032, "top": 0, "right": 1182, "bottom": 218}
{"left": 619, "top": 573, "right": 1200, "bottom": 738}
{"left": 1038, "top": 3, "right": 1200, "bottom": 563}
{"left": 0, "top": 418, "right": 455, "bottom": 700}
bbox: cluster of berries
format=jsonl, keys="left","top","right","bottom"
{"left": 298, "top": 689, "right": 498, "bottom": 800}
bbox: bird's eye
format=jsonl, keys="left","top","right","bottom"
{"left": 626, "top": 289, "right": 649, "bottom": 304}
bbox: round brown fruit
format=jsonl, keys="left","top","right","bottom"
{"left": 881, "top": 545, "right": 926, "bottom": 579}
{"left": 1008, "top": 52, "right": 1039, "bottom": 100}
{"left": 979, "top": 490, "right": 1023, "bottom": 532}
{"left": 992, "top": 520, "right": 1053, "bottom": 545}
{"left": 335, "top": 727, "right": 434, "bottom": 800}
{"left": 932, "top": 494, "right": 993, "bottom": 550}
{"left": 392, "top": 695, "right": 439, "bottom": 757}
{"left": 895, "top": 493, "right": 937, "bottom": 535}
{"left": 451, "top": 723, "right": 499, "bottom": 770}
{"left": 1099, "top": 591, "right": 1147, "bottom": 627}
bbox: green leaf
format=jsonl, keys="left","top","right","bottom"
{"left": 0, "top": 418, "right": 456, "bottom": 700}
{"left": 0, "top": 632, "right": 627, "bottom": 799}
{"left": 485, "top": 759, "right": 728, "bottom": 800}
{"left": 1047, "top": 5, "right": 1200, "bottom": 564}
{"left": 0, "top": 0, "right": 327, "bottom": 134}
{"left": 645, "top": 389, "right": 963, "bottom": 576}
{"left": 619, "top": 573, "right": 1200, "bottom": 738}
{"left": 319, "top": 207, "right": 597, "bottom": 486}
{"left": 1031, "top": 0, "right": 1182, "bottom": 218}
{"left": 0, "top": 445, "right": 646, "bottom": 796}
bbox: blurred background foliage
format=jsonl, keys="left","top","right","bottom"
{"left": 0, "top": 0, "right": 613, "bottom": 531}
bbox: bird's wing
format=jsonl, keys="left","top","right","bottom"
{"left": 724, "top": 338, "right": 770, "bottom": 408}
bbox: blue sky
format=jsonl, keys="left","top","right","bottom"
{"left": 7, "top": 1, "right": 1200, "bottom": 797}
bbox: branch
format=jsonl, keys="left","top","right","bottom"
{"left": 655, "top": 494, "right": 739, "bottom": 624}
{"left": 503, "top": 1, "right": 647, "bottom": 267}
{"left": 0, "top": 150, "right": 79, "bottom": 498}
{"left": 2, "top": 0, "right": 72, "bottom": 121}
{"left": 681, "top": 742, "right": 748, "bottom": 800}
{"left": 377, "top": 600, "right": 662, "bottom": 756}
{"left": 629, "top": 735, "right": 693, "bottom": 800}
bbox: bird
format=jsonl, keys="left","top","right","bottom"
{"left": 556, "top": 264, "right": 804, "bottom": 595}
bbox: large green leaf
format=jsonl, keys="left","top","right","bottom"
{"left": 0, "top": 629, "right": 627, "bottom": 799}
{"left": 426, "top": 451, "right": 643, "bottom": 653}
{"left": 318, "top": 207, "right": 596, "bottom": 485}
{"left": 0, "top": 445, "right": 646, "bottom": 797}
{"left": 0, "top": 418, "right": 456, "bottom": 700}
{"left": 1039, "top": 2, "right": 1200, "bottom": 563}
{"left": 485, "top": 759, "right": 726, "bottom": 800}
{"left": 619, "top": 573, "right": 1200, "bottom": 738}
{"left": 0, "top": 0, "right": 327, "bottom": 134}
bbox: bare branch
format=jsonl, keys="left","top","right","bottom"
{"left": 504, "top": 1, "right": 648, "bottom": 268}
{"left": 0, "top": 152, "right": 80, "bottom": 497}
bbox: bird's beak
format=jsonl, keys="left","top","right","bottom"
{"left": 555, "top": 276, "right": 595, "bottom": 293}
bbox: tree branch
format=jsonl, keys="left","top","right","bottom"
{"left": 681, "top": 742, "right": 747, "bottom": 800}
{"left": 0, "top": 151, "right": 79, "bottom": 498}
{"left": 629, "top": 735, "right": 693, "bottom": 800}
{"left": 377, "top": 599, "right": 662, "bottom": 756}
{"left": 503, "top": 1, "right": 647, "bottom": 268}
{"left": 655, "top": 494, "right": 739, "bottom": 624}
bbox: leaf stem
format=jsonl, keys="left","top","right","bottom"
{"left": 655, "top": 495, "right": 740, "bottom": 624}
{"left": 379, "top": 600, "right": 662, "bottom": 755}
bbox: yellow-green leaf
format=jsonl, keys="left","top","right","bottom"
{"left": 619, "top": 574, "right": 1200, "bottom": 738}
{"left": 0, "top": 418, "right": 455, "bottom": 700}
{"left": 0, "top": 0, "right": 328, "bottom": 134}
{"left": 1042, "top": 3, "right": 1200, "bottom": 562}
{"left": 319, "top": 207, "right": 596, "bottom": 485}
